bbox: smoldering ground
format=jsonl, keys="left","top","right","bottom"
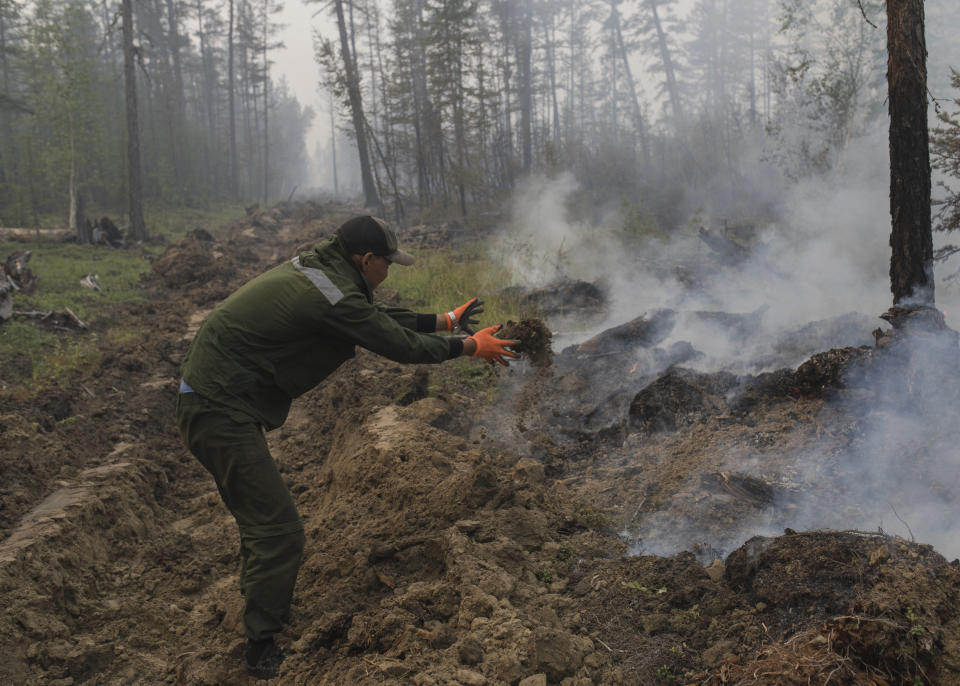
{"left": 488, "top": 127, "right": 960, "bottom": 563}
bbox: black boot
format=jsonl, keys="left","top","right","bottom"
{"left": 245, "top": 637, "right": 285, "bottom": 679}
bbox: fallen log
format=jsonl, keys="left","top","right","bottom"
{"left": 0, "top": 228, "right": 72, "bottom": 242}
{"left": 13, "top": 307, "right": 87, "bottom": 330}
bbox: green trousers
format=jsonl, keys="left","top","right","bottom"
{"left": 176, "top": 392, "right": 305, "bottom": 641}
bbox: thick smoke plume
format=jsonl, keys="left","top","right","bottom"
{"left": 491, "top": 125, "right": 960, "bottom": 562}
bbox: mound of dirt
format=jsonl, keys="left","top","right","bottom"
{"left": 149, "top": 231, "right": 243, "bottom": 292}
{"left": 718, "top": 532, "right": 960, "bottom": 685}
{"left": 628, "top": 368, "right": 734, "bottom": 436}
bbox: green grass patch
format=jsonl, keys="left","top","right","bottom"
{"left": 0, "top": 320, "right": 101, "bottom": 390}
{"left": 1, "top": 241, "right": 151, "bottom": 321}
{"left": 385, "top": 244, "right": 531, "bottom": 326}
{"left": 0, "top": 240, "right": 156, "bottom": 393}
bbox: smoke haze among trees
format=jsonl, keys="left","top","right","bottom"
{"left": 0, "top": 0, "right": 958, "bottom": 232}
{"left": 0, "top": 0, "right": 313, "bottom": 229}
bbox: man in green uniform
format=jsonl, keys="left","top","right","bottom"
{"left": 176, "top": 215, "right": 516, "bottom": 678}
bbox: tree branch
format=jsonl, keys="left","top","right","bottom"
{"left": 857, "top": 1, "right": 878, "bottom": 29}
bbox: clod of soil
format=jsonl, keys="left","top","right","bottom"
{"left": 502, "top": 318, "right": 553, "bottom": 368}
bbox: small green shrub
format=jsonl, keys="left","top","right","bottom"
{"left": 656, "top": 664, "right": 676, "bottom": 682}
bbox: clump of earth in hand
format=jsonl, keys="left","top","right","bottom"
{"left": 501, "top": 318, "right": 553, "bottom": 368}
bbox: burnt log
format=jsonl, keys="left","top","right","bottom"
{"left": 569, "top": 310, "right": 677, "bottom": 357}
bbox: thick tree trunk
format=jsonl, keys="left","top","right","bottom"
{"left": 887, "top": 0, "right": 933, "bottom": 305}
{"left": 122, "top": 0, "right": 147, "bottom": 241}
{"left": 334, "top": 0, "right": 380, "bottom": 210}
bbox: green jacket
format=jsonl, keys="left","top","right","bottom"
{"left": 181, "top": 236, "right": 453, "bottom": 429}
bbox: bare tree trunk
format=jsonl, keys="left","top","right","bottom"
{"left": 518, "top": 0, "right": 532, "bottom": 173}
{"left": 164, "top": 0, "right": 186, "bottom": 191}
{"left": 334, "top": 0, "right": 380, "bottom": 209}
{"left": 546, "top": 16, "right": 560, "bottom": 143}
{"left": 648, "top": 0, "right": 683, "bottom": 127}
{"left": 887, "top": 0, "right": 933, "bottom": 305}
{"left": 454, "top": 38, "right": 467, "bottom": 217}
{"left": 68, "top": 120, "right": 78, "bottom": 237}
{"left": 263, "top": 73, "right": 269, "bottom": 205}
{"left": 228, "top": 0, "right": 239, "bottom": 200}
{"left": 262, "top": 0, "right": 270, "bottom": 206}
{"left": 329, "top": 90, "right": 339, "bottom": 196}
{"left": 195, "top": 0, "right": 217, "bottom": 193}
{"left": 122, "top": 0, "right": 147, "bottom": 241}
{"left": 611, "top": 2, "right": 648, "bottom": 164}
{"left": 499, "top": 11, "right": 514, "bottom": 188}
{"left": 69, "top": 159, "right": 78, "bottom": 236}
{"left": 0, "top": 5, "right": 12, "bottom": 188}
{"left": 413, "top": 0, "right": 431, "bottom": 206}
{"left": 75, "top": 192, "right": 90, "bottom": 244}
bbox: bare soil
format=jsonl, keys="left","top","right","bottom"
{"left": 1, "top": 203, "right": 958, "bottom": 686}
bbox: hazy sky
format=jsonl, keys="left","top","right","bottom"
{"left": 275, "top": 1, "right": 336, "bottom": 153}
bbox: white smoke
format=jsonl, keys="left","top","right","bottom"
{"left": 494, "top": 127, "right": 893, "bottom": 367}
{"left": 492, "top": 123, "right": 960, "bottom": 563}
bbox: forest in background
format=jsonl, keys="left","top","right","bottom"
{"left": 0, "top": 0, "right": 959, "bottom": 235}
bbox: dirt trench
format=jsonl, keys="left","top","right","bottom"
{"left": 1, "top": 203, "right": 959, "bottom": 686}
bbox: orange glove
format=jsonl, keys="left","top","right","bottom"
{"left": 442, "top": 297, "right": 484, "bottom": 334}
{"left": 469, "top": 324, "right": 519, "bottom": 366}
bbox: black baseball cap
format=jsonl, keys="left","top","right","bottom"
{"left": 336, "top": 215, "right": 415, "bottom": 266}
